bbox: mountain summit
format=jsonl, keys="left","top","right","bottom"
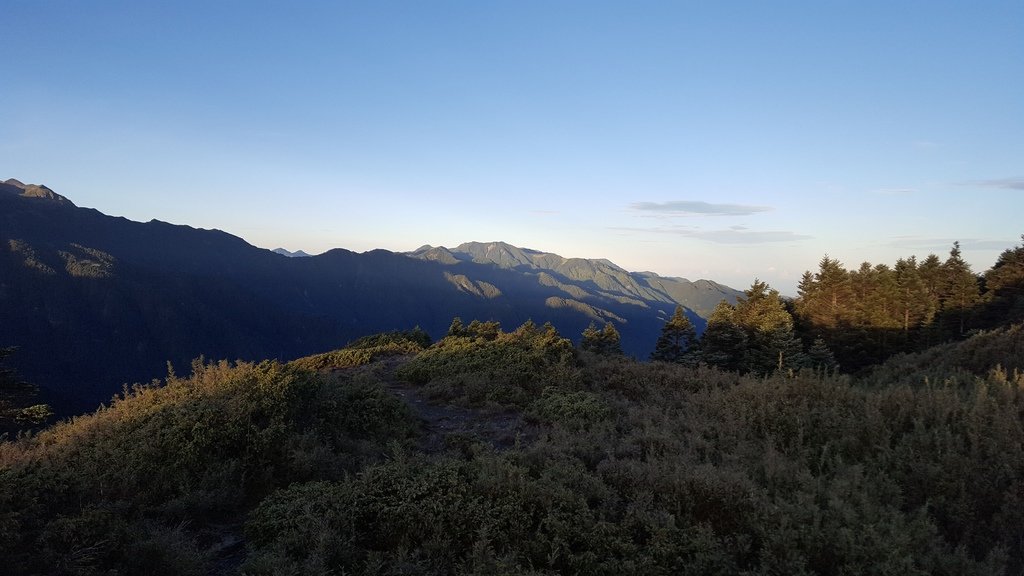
{"left": 410, "top": 241, "right": 739, "bottom": 320}
{"left": 1, "top": 179, "right": 75, "bottom": 206}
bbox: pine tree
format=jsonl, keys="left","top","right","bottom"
{"left": 750, "top": 324, "right": 807, "bottom": 375}
{"left": 650, "top": 305, "right": 698, "bottom": 363}
{"left": 983, "top": 235, "right": 1024, "bottom": 324}
{"left": 600, "top": 322, "right": 624, "bottom": 355}
{"left": 918, "top": 253, "right": 943, "bottom": 323}
{"left": 581, "top": 321, "right": 624, "bottom": 355}
{"left": 807, "top": 337, "right": 839, "bottom": 373}
{"left": 580, "top": 322, "right": 602, "bottom": 353}
{"left": 585, "top": 317, "right": 622, "bottom": 354}
{"left": 796, "top": 256, "right": 853, "bottom": 329}
{"left": 734, "top": 279, "right": 793, "bottom": 333}
{"left": 697, "top": 300, "right": 748, "bottom": 372}
{"left": 446, "top": 317, "right": 465, "bottom": 337}
{"left": 894, "top": 256, "right": 927, "bottom": 334}
{"left": 940, "top": 242, "right": 980, "bottom": 335}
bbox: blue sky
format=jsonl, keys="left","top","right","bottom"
{"left": 3, "top": 1, "right": 1022, "bottom": 295}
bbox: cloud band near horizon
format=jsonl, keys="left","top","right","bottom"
{"left": 630, "top": 200, "right": 772, "bottom": 216}
{"left": 613, "top": 226, "right": 812, "bottom": 244}
{"left": 961, "top": 177, "right": 1024, "bottom": 190}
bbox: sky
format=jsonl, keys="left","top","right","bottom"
{"left": 2, "top": 1, "right": 1022, "bottom": 295}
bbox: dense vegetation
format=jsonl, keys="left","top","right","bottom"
{"left": 649, "top": 238, "right": 1024, "bottom": 377}
{"left": 2, "top": 316, "right": 1023, "bottom": 574}
{"left": 790, "top": 239, "right": 1024, "bottom": 371}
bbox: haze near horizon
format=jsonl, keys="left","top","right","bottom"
{"left": 3, "top": 1, "right": 1022, "bottom": 295}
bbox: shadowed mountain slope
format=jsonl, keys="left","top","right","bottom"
{"left": 1, "top": 182, "right": 739, "bottom": 416}
{"left": 410, "top": 241, "right": 740, "bottom": 319}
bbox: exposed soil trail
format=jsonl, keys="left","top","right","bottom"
{"left": 337, "top": 356, "right": 534, "bottom": 453}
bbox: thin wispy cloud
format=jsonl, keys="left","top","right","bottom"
{"left": 684, "top": 229, "right": 812, "bottom": 244}
{"left": 960, "top": 177, "right": 1024, "bottom": 190}
{"left": 612, "top": 226, "right": 811, "bottom": 244}
{"left": 629, "top": 201, "right": 772, "bottom": 217}
{"left": 888, "top": 236, "right": 1013, "bottom": 251}
{"left": 874, "top": 188, "right": 917, "bottom": 196}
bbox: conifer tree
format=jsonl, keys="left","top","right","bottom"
{"left": 750, "top": 324, "right": 807, "bottom": 375}
{"left": 697, "top": 300, "right": 748, "bottom": 372}
{"left": 894, "top": 256, "right": 927, "bottom": 334}
{"left": 940, "top": 242, "right": 980, "bottom": 335}
{"left": 600, "top": 322, "right": 624, "bottom": 355}
{"left": 734, "top": 279, "right": 793, "bottom": 333}
{"left": 446, "top": 317, "right": 465, "bottom": 337}
{"left": 580, "top": 322, "right": 602, "bottom": 353}
{"left": 918, "top": 254, "right": 944, "bottom": 319}
{"left": 581, "top": 321, "right": 623, "bottom": 356}
{"left": 807, "top": 337, "right": 839, "bottom": 373}
{"left": 465, "top": 319, "right": 501, "bottom": 340}
{"left": 983, "top": 235, "right": 1024, "bottom": 324}
{"left": 650, "top": 305, "right": 698, "bottom": 363}
{"left": 797, "top": 256, "right": 853, "bottom": 329}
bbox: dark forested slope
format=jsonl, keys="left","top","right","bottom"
{"left": 0, "top": 181, "right": 736, "bottom": 415}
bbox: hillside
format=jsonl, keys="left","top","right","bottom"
{"left": 0, "top": 181, "right": 739, "bottom": 416}
{"left": 409, "top": 241, "right": 739, "bottom": 319}
{"left": 1, "top": 323, "right": 1021, "bottom": 575}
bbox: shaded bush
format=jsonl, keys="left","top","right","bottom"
{"left": 3, "top": 323, "right": 1023, "bottom": 574}
{"left": 0, "top": 359, "right": 416, "bottom": 575}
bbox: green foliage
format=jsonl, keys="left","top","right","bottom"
{"left": 529, "top": 387, "right": 611, "bottom": 429}
{"left": 697, "top": 301, "right": 749, "bottom": 372}
{"left": 581, "top": 321, "right": 624, "bottom": 356}
{"left": 243, "top": 328, "right": 1024, "bottom": 574}
{"left": 14, "top": 403, "right": 54, "bottom": 425}
{"left": 734, "top": 279, "right": 793, "bottom": 333}
{"left": 0, "top": 358, "right": 416, "bottom": 575}
{"left": 0, "top": 347, "right": 52, "bottom": 431}
{"left": 792, "top": 243, "right": 995, "bottom": 371}
{"left": 4, "top": 323, "right": 1024, "bottom": 574}
{"left": 697, "top": 282, "right": 808, "bottom": 376}
{"left": 650, "top": 305, "right": 698, "bottom": 364}
{"left": 398, "top": 319, "right": 580, "bottom": 409}
{"left": 981, "top": 235, "right": 1024, "bottom": 325}
{"left": 290, "top": 329, "right": 430, "bottom": 371}
{"left": 806, "top": 337, "right": 839, "bottom": 372}
{"left": 346, "top": 326, "right": 433, "bottom": 350}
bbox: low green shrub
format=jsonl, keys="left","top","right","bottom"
{"left": 397, "top": 320, "right": 580, "bottom": 409}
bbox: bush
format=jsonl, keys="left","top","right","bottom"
{"left": 0, "top": 358, "right": 417, "bottom": 575}
{"left": 397, "top": 320, "right": 580, "bottom": 409}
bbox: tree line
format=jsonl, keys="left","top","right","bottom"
{"left": 596, "top": 237, "right": 1024, "bottom": 374}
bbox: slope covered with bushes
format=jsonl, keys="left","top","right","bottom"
{"left": 2, "top": 322, "right": 1022, "bottom": 574}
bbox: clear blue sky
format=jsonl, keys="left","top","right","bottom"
{"left": 3, "top": 1, "right": 1022, "bottom": 295}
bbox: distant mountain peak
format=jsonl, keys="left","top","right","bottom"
{"left": 1, "top": 179, "right": 75, "bottom": 206}
{"left": 409, "top": 245, "right": 461, "bottom": 265}
{"left": 407, "top": 240, "right": 742, "bottom": 319}
{"left": 272, "top": 247, "right": 312, "bottom": 258}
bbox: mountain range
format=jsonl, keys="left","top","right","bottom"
{"left": 0, "top": 180, "right": 740, "bottom": 415}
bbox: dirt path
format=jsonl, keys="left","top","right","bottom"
{"left": 343, "top": 356, "right": 535, "bottom": 453}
